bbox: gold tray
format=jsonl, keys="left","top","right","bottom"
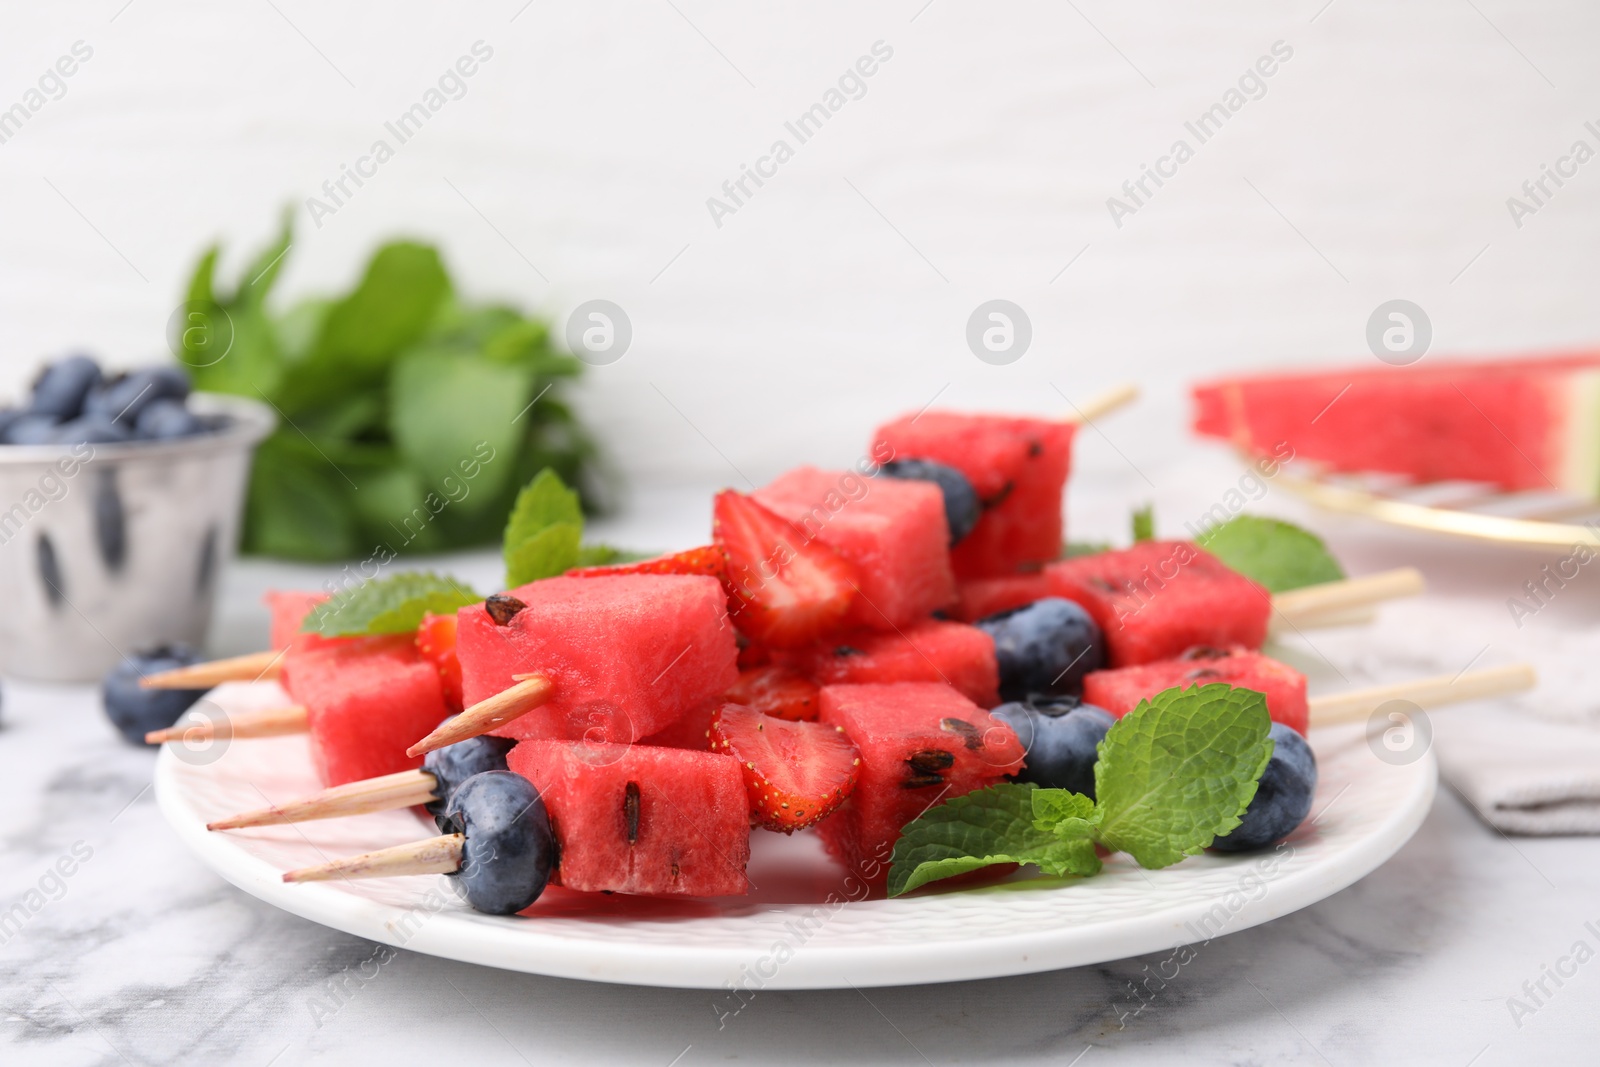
{"left": 1272, "top": 461, "right": 1599, "bottom": 550}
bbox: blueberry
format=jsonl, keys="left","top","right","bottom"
{"left": 0, "top": 408, "right": 24, "bottom": 440}
{"left": 975, "top": 597, "right": 1105, "bottom": 701}
{"left": 1212, "top": 724, "right": 1317, "bottom": 852}
{"left": 992, "top": 697, "right": 1114, "bottom": 798}
{"left": 440, "top": 771, "right": 557, "bottom": 915}
{"left": 28, "top": 355, "right": 102, "bottom": 420}
{"left": 880, "top": 459, "right": 981, "bottom": 545}
{"left": 135, "top": 398, "right": 204, "bottom": 440}
{"left": 102, "top": 646, "right": 209, "bottom": 745}
{"left": 53, "top": 414, "right": 134, "bottom": 445}
{"left": 422, "top": 733, "right": 518, "bottom": 829}
{"left": 86, "top": 367, "right": 190, "bottom": 426}
{"left": 5, "top": 414, "right": 62, "bottom": 445}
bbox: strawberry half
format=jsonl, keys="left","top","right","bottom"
{"left": 723, "top": 665, "right": 821, "bottom": 722}
{"left": 415, "top": 612, "right": 463, "bottom": 712}
{"left": 711, "top": 704, "right": 860, "bottom": 832}
{"left": 567, "top": 545, "right": 727, "bottom": 581}
{"left": 712, "top": 490, "right": 857, "bottom": 649}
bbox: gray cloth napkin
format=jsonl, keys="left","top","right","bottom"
{"left": 1436, "top": 709, "right": 1600, "bottom": 835}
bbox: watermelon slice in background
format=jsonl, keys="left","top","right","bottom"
{"left": 777, "top": 620, "right": 1000, "bottom": 709}
{"left": 1044, "top": 541, "right": 1271, "bottom": 667}
{"left": 1192, "top": 353, "right": 1600, "bottom": 494}
{"left": 753, "top": 465, "right": 957, "bottom": 630}
{"left": 872, "top": 412, "right": 1075, "bottom": 579}
{"left": 457, "top": 574, "right": 739, "bottom": 745}
{"left": 1082, "top": 646, "right": 1309, "bottom": 735}
{"left": 283, "top": 634, "right": 451, "bottom": 787}
{"left": 509, "top": 740, "right": 751, "bottom": 897}
{"left": 954, "top": 573, "right": 1052, "bottom": 622}
{"left": 816, "top": 683, "right": 1023, "bottom": 892}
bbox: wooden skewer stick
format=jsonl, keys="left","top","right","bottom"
{"left": 1271, "top": 568, "right": 1425, "bottom": 627}
{"left": 206, "top": 770, "right": 439, "bottom": 831}
{"left": 405, "top": 675, "right": 555, "bottom": 758}
{"left": 1308, "top": 663, "right": 1536, "bottom": 727}
{"left": 1065, "top": 383, "right": 1140, "bottom": 425}
{"left": 282, "top": 834, "right": 464, "bottom": 883}
{"left": 139, "top": 649, "right": 285, "bottom": 689}
{"left": 144, "top": 704, "right": 308, "bottom": 745}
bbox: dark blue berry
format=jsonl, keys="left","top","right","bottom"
{"left": 422, "top": 732, "right": 517, "bottom": 829}
{"left": 28, "top": 355, "right": 102, "bottom": 420}
{"left": 975, "top": 597, "right": 1105, "bottom": 701}
{"left": 87, "top": 367, "right": 190, "bottom": 426}
{"left": 440, "top": 771, "right": 556, "bottom": 915}
{"left": 1212, "top": 724, "right": 1317, "bottom": 852}
{"left": 5, "top": 414, "right": 62, "bottom": 445}
{"left": 53, "top": 414, "right": 134, "bottom": 445}
{"left": 102, "top": 646, "right": 209, "bottom": 745}
{"left": 991, "top": 697, "right": 1114, "bottom": 798}
{"left": 880, "top": 458, "right": 981, "bottom": 545}
{"left": 134, "top": 398, "right": 204, "bottom": 440}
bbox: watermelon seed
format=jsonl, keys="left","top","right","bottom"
{"left": 902, "top": 775, "right": 945, "bottom": 790}
{"left": 624, "top": 781, "right": 641, "bottom": 844}
{"left": 906, "top": 750, "right": 955, "bottom": 777}
{"left": 939, "top": 717, "right": 984, "bottom": 750}
{"left": 1180, "top": 646, "right": 1230, "bottom": 661}
{"left": 1185, "top": 668, "right": 1222, "bottom": 681}
{"left": 835, "top": 645, "right": 864, "bottom": 657}
{"left": 485, "top": 594, "right": 528, "bottom": 626}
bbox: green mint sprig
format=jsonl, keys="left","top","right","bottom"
{"left": 301, "top": 572, "right": 482, "bottom": 636}
{"left": 887, "top": 684, "right": 1274, "bottom": 897}
{"left": 1197, "top": 514, "right": 1344, "bottom": 593}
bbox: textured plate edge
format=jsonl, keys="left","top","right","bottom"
{"left": 155, "top": 742, "right": 1438, "bottom": 990}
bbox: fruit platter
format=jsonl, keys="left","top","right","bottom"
{"left": 142, "top": 388, "right": 1531, "bottom": 988}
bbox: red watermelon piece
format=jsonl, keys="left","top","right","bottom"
{"left": 457, "top": 574, "right": 738, "bottom": 744}
{"left": 817, "top": 683, "right": 1023, "bottom": 891}
{"left": 638, "top": 699, "right": 718, "bottom": 751}
{"left": 1082, "top": 646, "right": 1309, "bottom": 735}
{"left": 1192, "top": 353, "right": 1600, "bottom": 494}
{"left": 955, "top": 573, "right": 1051, "bottom": 622}
{"left": 752, "top": 466, "right": 956, "bottom": 631}
{"left": 284, "top": 635, "right": 451, "bottom": 787}
{"left": 509, "top": 741, "right": 751, "bottom": 896}
{"left": 1044, "top": 541, "right": 1270, "bottom": 666}
{"left": 780, "top": 621, "right": 1000, "bottom": 709}
{"left": 872, "top": 413, "right": 1074, "bottom": 579}
{"left": 265, "top": 590, "right": 331, "bottom": 650}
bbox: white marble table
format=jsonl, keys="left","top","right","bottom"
{"left": 5, "top": 465, "right": 1600, "bottom": 1066}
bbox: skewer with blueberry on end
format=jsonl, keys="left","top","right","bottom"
{"left": 282, "top": 771, "right": 558, "bottom": 916}
{"left": 206, "top": 730, "right": 517, "bottom": 831}
{"left": 102, "top": 646, "right": 214, "bottom": 744}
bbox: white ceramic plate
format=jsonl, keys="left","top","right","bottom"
{"left": 155, "top": 682, "right": 1436, "bottom": 990}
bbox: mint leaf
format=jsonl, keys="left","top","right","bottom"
{"left": 1061, "top": 540, "right": 1112, "bottom": 559}
{"left": 1196, "top": 514, "right": 1344, "bottom": 593}
{"left": 1092, "top": 684, "right": 1273, "bottom": 869}
{"left": 303, "top": 572, "right": 481, "bottom": 636}
{"left": 888, "top": 784, "right": 1101, "bottom": 897}
{"left": 575, "top": 543, "right": 655, "bottom": 567}
{"left": 1131, "top": 504, "right": 1154, "bottom": 543}
{"left": 1032, "top": 789, "right": 1097, "bottom": 838}
{"left": 503, "top": 470, "right": 584, "bottom": 586}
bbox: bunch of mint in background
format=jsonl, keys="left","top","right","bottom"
{"left": 176, "top": 213, "right": 600, "bottom": 561}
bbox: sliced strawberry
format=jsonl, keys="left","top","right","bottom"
{"left": 713, "top": 490, "right": 857, "bottom": 649}
{"left": 415, "top": 612, "right": 463, "bottom": 712}
{"left": 566, "top": 545, "right": 727, "bottom": 581}
{"left": 711, "top": 704, "right": 860, "bottom": 832}
{"left": 723, "top": 665, "right": 822, "bottom": 722}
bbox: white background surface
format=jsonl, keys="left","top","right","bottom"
{"left": 4, "top": 1, "right": 1600, "bottom": 1064}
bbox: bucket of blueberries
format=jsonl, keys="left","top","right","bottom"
{"left": 0, "top": 355, "right": 273, "bottom": 681}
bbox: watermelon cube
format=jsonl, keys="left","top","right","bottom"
{"left": 752, "top": 466, "right": 956, "bottom": 631}
{"left": 638, "top": 698, "right": 718, "bottom": 751}
{"left": 1044, "top": 541, "right": 1270, "bottom": 666}
{"left": 283, "top": 635, "right": 450, "bottom": 787}
{"left": 872, "top": 413, "right": 1074, "bottom": 579}
{"left": 508, "top": 741, "right": 751, "bottom": 896}
{"left": 265, "top": 590, "right": 331, "bottom": 650}
{"left": 1082, "top": 647, "right": 1309, "bottom": 735}
{"left": 457, "top": 574, "right": 739, "bottom": 744}
{"left": 817, "top": 683, "right": 1023, "bottom": 890}
{"left": 1192, "top": 354, "right": 1600, "bottom": 495}
{"left": 780, "top": 621, "right": 1000, "bottom": 709}
{"left": 955, "top": 573, "right": 1051, "bottom": 622}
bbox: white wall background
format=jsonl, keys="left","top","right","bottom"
{"left": 2, "top": 0, "right": 1598, "bottom": 512}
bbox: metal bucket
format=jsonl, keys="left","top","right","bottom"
{"left": 0, "top": 393, "right": 275, "bottom": 681}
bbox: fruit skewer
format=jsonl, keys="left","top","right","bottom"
{"left": 204, "top": 662, "right": 1532, "bottom": 833}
